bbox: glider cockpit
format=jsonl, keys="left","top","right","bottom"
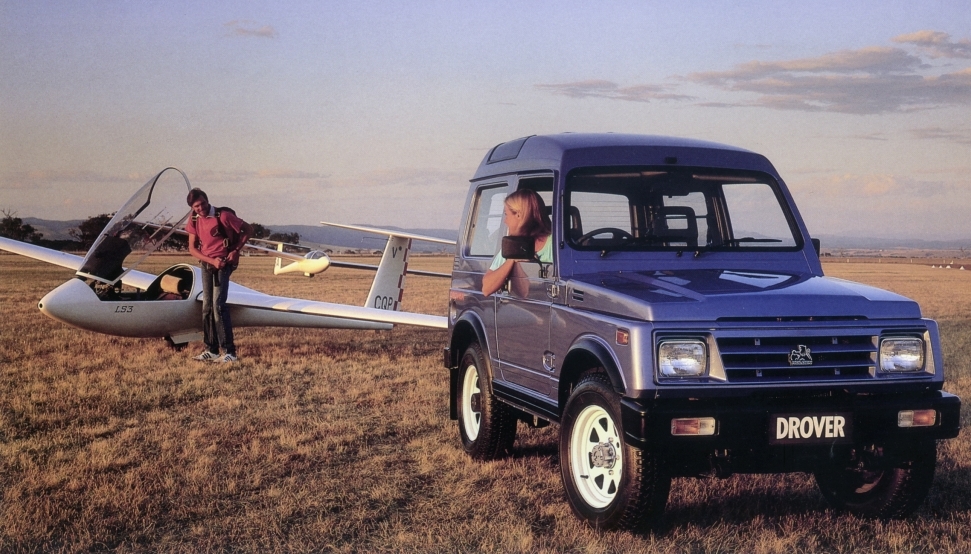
{"left": 145, "top": 265, "right": 196, "bottom": 301}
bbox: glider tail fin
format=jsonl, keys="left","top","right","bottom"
{"left": 366, "top": 235, "right": 411, "bottom": 310}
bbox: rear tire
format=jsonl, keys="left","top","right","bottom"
{"left": 456, "top": 342, "right": 517, "bottom": 460}
{"left": 814, "top": 441, "right": 937, "bottom": 519}
{"left": 559, "top": 373, "right": 669, "bottom": 531}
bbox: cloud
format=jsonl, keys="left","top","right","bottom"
{"left": 535, "top": 80, "right": 693, "bottom": 102}
{"left": 536, "top": 32, "right": 971, "bottom": 114}
{"left": 224, "top": 20, "right": 277, "bottom": 39}
{"left": 893, "top": 30, "right": 971, "bottom": 59}
{"left": 909, "top": 126, "right": 971, "bottom": 145}
{"left": 686, "top": 46, "right": 971, "bottom": 114}
{"left": 254, "top": 170, "right": 324, "bottom": 180}
{"left": 694, "top": 47, "right": 924, "bottom": 82}
{"left": 848, "top": 133, "right": 889, "bottom": 142}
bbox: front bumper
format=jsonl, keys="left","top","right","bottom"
{"left": 621, "top": 390, "right": 961, "bottom": 475}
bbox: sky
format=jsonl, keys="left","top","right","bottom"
{"left": 1, "top": 1, "right": 970, "bottom": 241}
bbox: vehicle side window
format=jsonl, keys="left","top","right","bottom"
{"left": 517, "top": 176, "right": 554, "bottom": 211}
{"left": 536, "top": 190, "right": 553, "bottom": 210}
{"left": 466, "top": 184, "right": 509, "bottom": 257}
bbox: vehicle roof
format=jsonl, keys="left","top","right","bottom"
{"left": 472, "top": 133, "right": 775, "bottom": 181}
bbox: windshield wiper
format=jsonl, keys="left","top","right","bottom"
{"left": 703, "top": 237, "right": 785, "bottom": 251}
{"left": 624, "top": 235, "right": 666, "bottom": 247}
{"left": 724, "top": 237, "right": 783, "bottom": 246}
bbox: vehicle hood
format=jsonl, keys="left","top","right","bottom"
{"left": 567, "top": 269, "right": 921, "bottom": 322}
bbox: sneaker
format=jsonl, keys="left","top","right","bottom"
{"left": 193, "top": 351, "right": 220, "bottom": 362}
{"left": 218, "top": 353, "right": 238, "bottom": 363}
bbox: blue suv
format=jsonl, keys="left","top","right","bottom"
{"left": 444, "top": 134, "right": 961, "bottom": 531}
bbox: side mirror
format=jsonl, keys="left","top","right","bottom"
{"left": 811, "top": 238, "right": 820, "bottom": 257}
{"left": 501, "top": 236, "right": 535, "bottom": 260}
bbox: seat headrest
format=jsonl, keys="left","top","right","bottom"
{"left": 160, "top": 275, "right": 183, "bottom": 295}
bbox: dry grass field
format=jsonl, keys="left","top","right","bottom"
{"left": 1, "top": 254, "right": 968, "bottom": 553}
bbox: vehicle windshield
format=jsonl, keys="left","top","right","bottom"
{"left": 77, "top": 168, "right": 192, "bottom": 284}
{"left": 565, "top": 167, "right": 800, "bottom": 252}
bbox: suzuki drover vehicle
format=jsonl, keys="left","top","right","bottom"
{"left": 443, "top": 133, "right": 961, "bottom": 531}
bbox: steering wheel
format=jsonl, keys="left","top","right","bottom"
{"left": 576, "top": 227, "right": 633, "bottom": 245}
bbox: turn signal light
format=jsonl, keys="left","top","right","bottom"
{"left": 671, "top": 417, "right": 716, "bottom": 436}
{"left": 898, "top": 409, "right": 937, "bottom": 428}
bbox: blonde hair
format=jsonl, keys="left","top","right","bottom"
{"left": 506, "top": 189, "right": 551, "bottom": 239}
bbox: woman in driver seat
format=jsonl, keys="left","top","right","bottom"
{"left": 482, "top": 188, "right": 553, "bottom": 296}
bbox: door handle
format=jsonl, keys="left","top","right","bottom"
{"left": 543, "top": 351, "right": 556, "bottom": 372}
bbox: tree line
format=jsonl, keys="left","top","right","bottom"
{"left": 0, "top": 211, "right": 298, "bottom": 251}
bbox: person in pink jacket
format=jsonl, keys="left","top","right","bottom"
{"left": 185, "top": 188, "right": 253, "bottom": 363}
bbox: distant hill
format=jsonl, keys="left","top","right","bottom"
{"left": 813, "top": 233, "right": 970, "bottom": 252}
{"left": 23, "top": 218, "right": 83, "bottom": 241}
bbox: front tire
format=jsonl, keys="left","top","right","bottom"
{"left": 456, "top": 342, "right": 517, "bottom": 460}
{"left": 814, "top": 441, "right": 937, "bottom": 519}
{"left": 559, "top": 373, "right": 669, "bottom": 531}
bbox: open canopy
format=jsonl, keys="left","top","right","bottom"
{"left": 76, "top": 168, "right": 192, "bottom": 285}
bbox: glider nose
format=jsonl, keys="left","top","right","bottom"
{"left": 273, "top": 254, "right": 331, "bottom": 276}
{"left": 38, "top": 278, "right": 98, "bottom": 328}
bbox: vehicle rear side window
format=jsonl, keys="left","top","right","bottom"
{"left": 466, "top": 184, "right": 509, "bottom": 257}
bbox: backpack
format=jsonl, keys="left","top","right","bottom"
{"left": 213, "top": 207, "right": 238, "bottom": 249}
{"left": 192, "top": 206, "right": 239, "bottom": 250}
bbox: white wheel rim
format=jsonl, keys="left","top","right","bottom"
{"left": 461, "top": 363, "right": 481, "bottom": 441}
{"left": 853, "top": 469, "right": 884, "bottom": 494}
{"left": 569, "top": 403, "right": 622, "bottom": 509}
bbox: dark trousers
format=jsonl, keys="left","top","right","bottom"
{"left": 201, "top": 262, "right": 235, "bottom": 355}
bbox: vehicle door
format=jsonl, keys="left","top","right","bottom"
{"left": 459, "top": 182, "right": 510, "bottom": 363}
{"left": 494, "top": 177, "right": 555, "bottom": 395}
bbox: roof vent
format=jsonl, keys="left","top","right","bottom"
{"left": 488, "top": 136, "right": 531, "bottom": 163}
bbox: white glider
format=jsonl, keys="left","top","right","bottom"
{"left": 0, "top": 168, "right": 450, "bottom": 349}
